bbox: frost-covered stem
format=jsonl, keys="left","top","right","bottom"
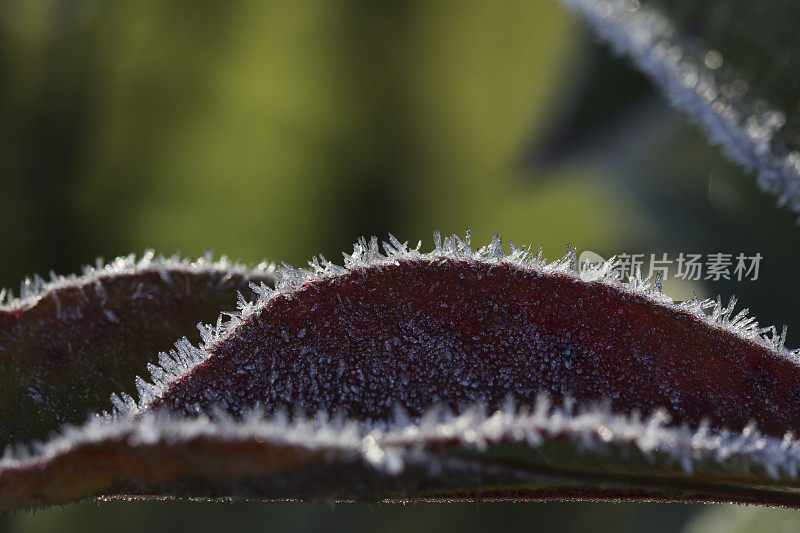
{"left": 560, "top": 0, "right": 800, "bottom": 214}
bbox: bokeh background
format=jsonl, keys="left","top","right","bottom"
{"left": 2, "top": 1, "right": 800, "bottom": 531}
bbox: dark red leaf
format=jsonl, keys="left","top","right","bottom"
{"left": 0, "top": 253, "right": 274, "bottom": 447}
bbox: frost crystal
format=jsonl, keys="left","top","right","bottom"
{"left": 4, "top": 234, "right": 800, "bottom": 508}
{"left": 560, "top": 0, "right": 800, "bottom": 214}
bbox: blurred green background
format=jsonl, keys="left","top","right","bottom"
{"left": 2, "top": 0, "right": 800, "bottom": 531}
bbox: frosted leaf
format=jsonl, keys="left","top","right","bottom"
{"left": 0, "top": 253, "right": 274, "bottom": 447}
{"left": 560, "top": 0, "right": 800, "bottom": 214}
{"left": 127, "top": 232, "right": 800, "bottom": 443}
{"left": 4, "top": 396, "right": 800, "bottom": 509}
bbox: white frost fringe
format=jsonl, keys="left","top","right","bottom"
{"left": 0, "top": 250, "right": 275, "bottom": 313}
{"left": 3, "top": 395, "right": 800, "bottom": 482}
{"left": 560, "top": 0, "right": 800, "bottom": 214}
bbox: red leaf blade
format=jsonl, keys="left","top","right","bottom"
{"left": 140, "top": 234, "right": 800, "bottom": 441}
